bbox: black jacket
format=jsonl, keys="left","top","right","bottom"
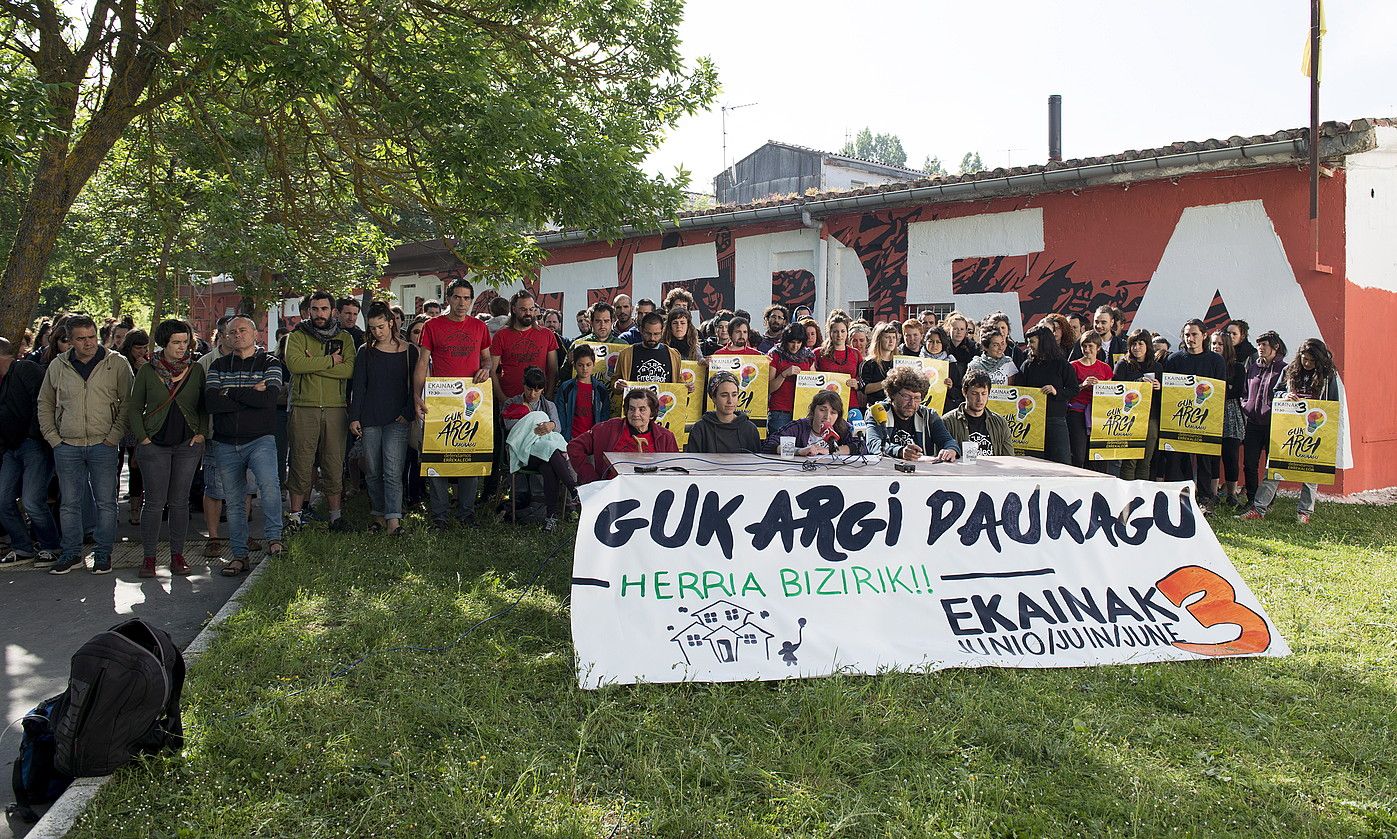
{"left": 0, "top": 358, "right": 44, "bottom": 449}
{"left": 1017, "top": 357, "right": 1078, "bottom": 418}
{"left": 205, "top": 350, "right": 284, "bottom": 444}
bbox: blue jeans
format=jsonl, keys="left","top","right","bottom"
{"left": 767, "top": 411, "right": 794, "bottom": 436}
{"left": 428, "top": 476, "right": 477, "bottom": 523}
{"left": 54, "top": 443, "right": 119, "bottom": 562}
{"left": 362, "top": 422, "right": 408, "bottom": 520}
{"left": 213, "top": 436, "right": 283, "bottom": 558}
{"left": 0, "top": 439, "right": 60, "bottom": 554}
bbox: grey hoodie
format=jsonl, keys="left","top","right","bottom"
{"left": 684, "top": 410, "right": 761, "bottom": 454}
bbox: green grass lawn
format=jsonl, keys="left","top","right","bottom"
{"left": 72, "top": 500, "right": 1397, "bottom": 838}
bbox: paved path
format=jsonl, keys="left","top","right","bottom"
{"left": 2, "top": 492, "right": 262, "bottom": 838}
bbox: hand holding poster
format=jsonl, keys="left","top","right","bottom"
{"left": 572, "top": 475, "right": 1290, "bottom": 688}
{"left": 709, "top": 355, "right": 769, "bottom": 434}
{"left": 1089, "top": 382, "right": 1152, "bottom": 460}
{"left": 1159, "top": 373, "right": 1224, "bottom": 456}
{"left": 987, "top": 385, "right": 1045, "bottom": 452}
{"left": 793, "top": 372, "right": 851, "bottom": 420}
{"left": 894, "top": 356, "right": 950, "bottom": 413}
{"left": 1266, "top": 398, "right": 1340, "bottom": 484}
{"left": 680, "top": 360, "right": 708, "bottom": 414}
{"left": 420, "top": 378, "right": 493, "bottom": 476}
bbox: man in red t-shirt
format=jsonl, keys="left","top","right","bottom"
{"left": 413, "top": 278, "right": 495, "bottom": 529}
{"left": 490, "top": 290, "right": 560, "bottom": 400}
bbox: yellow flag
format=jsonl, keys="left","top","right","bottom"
{"left": 1301, "top": 0, "right": 1325, "bottom": 80}
{"left": 1267, "top": 398, "right": 1339, "bottom": 484}
{"left": 643, "top": 382, "right": 695, "bottom": 448}
{"left": 420, "top": 378, "right": 494, "bottom": 476}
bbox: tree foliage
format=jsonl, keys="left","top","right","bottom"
{"left": 0, "top": 0, "right": 718, "bottom": 339}
{"left": 921, "top": 155, "right": 945, "bottom": 177}
{"left": 840, "top": 126, "right": 908, "bottom": 169}
{"left": 958, "top": 151, "right": 985, "bottom": 175}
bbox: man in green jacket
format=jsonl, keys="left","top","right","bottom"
{"left": 284, "top": 291, "right": 356, "bottom": 531}
{"left": 37, "top": 314, "right": 133, "bottom": 574}
{"left": 941, "top": 371, "right": 1016, "bottom": 457}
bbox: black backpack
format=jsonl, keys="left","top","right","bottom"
{"left": 53, "top": 618, "right": 186, "bottom": 778}
{"left": 7, "top": 694, "right": 73, "bottom": 823}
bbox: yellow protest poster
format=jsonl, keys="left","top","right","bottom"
{"left": 577, "top": 341, "right": 627, "bottom": 385}
{"left": 420, "top": 377, "right": 493, "bottom": 476}
{"left": 793, "top": 372, "right": 851, "bottom": 420}
{"left": 708, "top": 354, "right": 769, "bottom": 436}
{"left": 1158, "top": 373, "right": 1224, "bottom": 456}
{"left": 1266, "top": 398, "right": 1339, "bottom": 484}
{"left": 1088, "top": 382, "right": 1152, "bottom": 461}
{"left": 679, "top": 360, "right": 708, "bottom": 414}
{"left": 987, "top": 385, "right": 1045, "bottom": 453}
{"left": 639, "top": 382, "right": 695, "bottom": 448}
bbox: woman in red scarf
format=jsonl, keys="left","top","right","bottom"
{"left": 567, "top": 387, "right": 678, "bottom": 483}
{"left": 126, "top": 319, "right": 209, "bottom": 578}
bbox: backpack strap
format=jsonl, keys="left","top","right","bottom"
{"left": 161, "top": 647, "right": 185, "bottom": 749}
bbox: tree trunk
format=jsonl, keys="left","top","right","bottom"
{"left": 0, "top": 158, "right": 79, "bottom": 343}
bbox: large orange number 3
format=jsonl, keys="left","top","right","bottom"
{"left": 1155, "top": 566, "right": 1272, "bottom": 656}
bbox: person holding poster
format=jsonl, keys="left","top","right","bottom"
{"left": 942, "top": 371, "right": 1015, "bottom": 456}
{"left": 567, "top": 388, "right": 678, "bottom": 483}
{"left": 766, "top": 324, "right": 815, "bottom": 432}
{"left": 1241, "top": 338, "right": 1338, "bottom": 525}
{"left": 1240, "top": 331, "right": 1288, "bottom": 505}
{"left": 414, "top": 278, "right": 494, "bottom": 530}
{"left": 920, "top": 327, "right": 964, "bottom": 411}
{"left": 1068, "top": 330, "right": 1115, "bottom": 472}
{"left": 816, "top": 315, "right": 864, "bottom": 412}
{"left": 1018, "top": 324, "right": 1077, "bottom": 465}
{"left": 1112, "top": 329, "right": 1164, "bottom": 482}
{"left": 1210, "top": 330, "right": 1248, "bottom": 506}
{"left": 1163, "top": 319, "right": 1226, "bottom": 510}
{"left": 555, "top": 344, "right": 609, "bottom": 441}
{"left": 866, "top": 366, "right": 960, "bottom": 462}
{"left": 685, "top": 372, "right": 761, "bottom": 454}
{"left": 765, "top": 390, "right": 861, "bottom": 456}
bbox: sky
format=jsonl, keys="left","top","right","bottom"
{"left": 644, "top": 0, "right": 1397, "bottom": 191}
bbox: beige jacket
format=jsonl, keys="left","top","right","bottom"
{"left": 38, "top": 348, "right": 133, "bottom": 447}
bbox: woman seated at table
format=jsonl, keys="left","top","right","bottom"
{"left": 866, "top": 365, "right": 961, "bottom": 462}
{"left": 764, "top": 390, "right": 862, "bottom": 457}
{"left": 567, "top": 387, "right": 679, "bottom": 483}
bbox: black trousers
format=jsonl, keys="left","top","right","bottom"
{"left": 527, "top": 451, "right": 578, "bottom": 517}
{"left": 1166, "top": 451, "right": 1216, "bottom": 501}
{"left": 1242, "top": 420, "right": 1269, "bottom": 502}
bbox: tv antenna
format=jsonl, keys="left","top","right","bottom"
{"left": 721, "top": 101, "right": 759, "bottom": 174}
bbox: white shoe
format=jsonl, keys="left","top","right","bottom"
{"left": 0, "top": 550, "right": 34, "bottom": 569}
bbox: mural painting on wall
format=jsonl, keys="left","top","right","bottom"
{"left": 824, "top": 210, "right": 914, "bottom": 324}
{"left": 657, "top": 228, "right": 736, "bottom": 320}
{"left": 772, "top": 269, "right": 816, "bottom": 311}
{"left": 950, "top": 254, "right": 1150, "bottom": 332}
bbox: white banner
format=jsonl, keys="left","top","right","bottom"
{"left": 571, "top": 475, "right": 1289, "bottom": 688}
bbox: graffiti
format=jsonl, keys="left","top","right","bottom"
{"left": 772, "top": 269, "right": 815, "bottom": 311}
{"left": 951, "top": 254, "right": 1149, "bottom": 332}
{"left": 825, "top": 210, "right": 926, "bottom": 323}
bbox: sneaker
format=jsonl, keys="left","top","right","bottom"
{"left": 283, "top": 515, "right": 303, "bottom": 534}
{"left": 171, "top": 554, "right": 191, "bottom": 576}
{"left": 0, "top": 550, "right": 34, "bottom": 568}
{"left": 49, "top": 555, "right": 81, "bottom": 575}
{"left": 1237, "top": 509, "right": 1265, "bottom": 521}
{"left": 1297, "top": 512, "right": 1311, "bottom": 525}
{"left": 328, "top": 517, "right": 352, "bottom": 533}
{"left": 542, "top": 516, "right": 558, "bottom": 533}
{"left": 140, "top": 556, "right": 157, "bottom": 578}
{"left": 32, "top": 550, "right": 58, "bottom": 570}
{"left": 92, "top": 556, "right": 112, "bottom": 574}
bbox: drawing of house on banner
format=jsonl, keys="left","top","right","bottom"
{"left": 669, "top": 600, "right": 775, "bottom": 665}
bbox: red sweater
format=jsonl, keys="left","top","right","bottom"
{"left": 567, "top": 417, "right": 680, "bottom": 483}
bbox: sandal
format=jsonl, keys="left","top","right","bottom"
{"left": 267, "top": 541, "right": 285, "bottom": 556}
{"left": 203, "top": 538, "right": 224, "bottom": 558}
{"left": 220, "top": 558, "right": 248, "bottom": 577}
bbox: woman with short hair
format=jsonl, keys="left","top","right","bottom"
{"left": 1113, "top": 329, "right": 1164, "bottom": 481}
{"left": 1018, "top": 324, "right": 1077, "bottom": 465}
{"left": 965, "top": 321, "right": 1020, "bottom": 385}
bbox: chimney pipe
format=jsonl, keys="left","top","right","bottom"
{"left": 1048, "top": 95, "right": 1062, "bottom": 163}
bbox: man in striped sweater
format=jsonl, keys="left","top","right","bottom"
{"left": 206, "top": 317, "right": 286, "bottom": 575}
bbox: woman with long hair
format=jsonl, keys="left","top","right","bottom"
{"left": 816, "top": 315, "right": 864, "bottom": 412}
{"left": 664, "top": 307, "right": 703, "bottom": 361}
{"left": 1040, "top": 313, "right": 1077, "bottom": 358}
{"left": 767, "top": 323, "right": 815, "bottom": 432}
{"left": 860, "top": 321, "right": 899, "bottom": 407}
{"left": 1017, "top": 323, "right": 1077, "bottom": 464}
{"left": 349, "top": 302, "right": 419, "bottom": 535}
{"left": 920, "top": 325, "right": 964, "bottom": 411}
{"left": 764, "top": 389, "right": 861, "bottom": 456}
{"left": 801, "top": 318, "right": 823, "bottom": 351}
{"left": 848, "top": 323, "right": 871, "bottom": 358}
{"left": 1113, "top": 328, "right": 1164, "bottom": 481}
{"left": 40, "top": 321, "right": 71, "bottom": 368}
{"left": 1067, "top": 329, "right": 1115, "bottom": 472}
{"left": 1211, "top": 329, "right": 1248, "bottom": 505}
{"left": 127, "top": 320, "right": 208, "bottom": 577}
{"left": 1241, "top": 338, "right": 1336, "bottom": 525}
{"left": 1240, "top": 330, "right": 1287, "bottom": 505}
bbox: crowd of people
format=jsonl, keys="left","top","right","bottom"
{"left": 0, "top": 285, "right": 1334, "bottom": 576}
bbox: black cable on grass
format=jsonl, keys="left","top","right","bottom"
{"left": 217, "top": 532, "right": 569, "bottom": 723}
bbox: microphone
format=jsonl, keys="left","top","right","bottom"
{"left": 818, "top": 421, "right": 839, "bottom": 448}
{"left": 869, "top": 403, "right": 889, "bottom": 425}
